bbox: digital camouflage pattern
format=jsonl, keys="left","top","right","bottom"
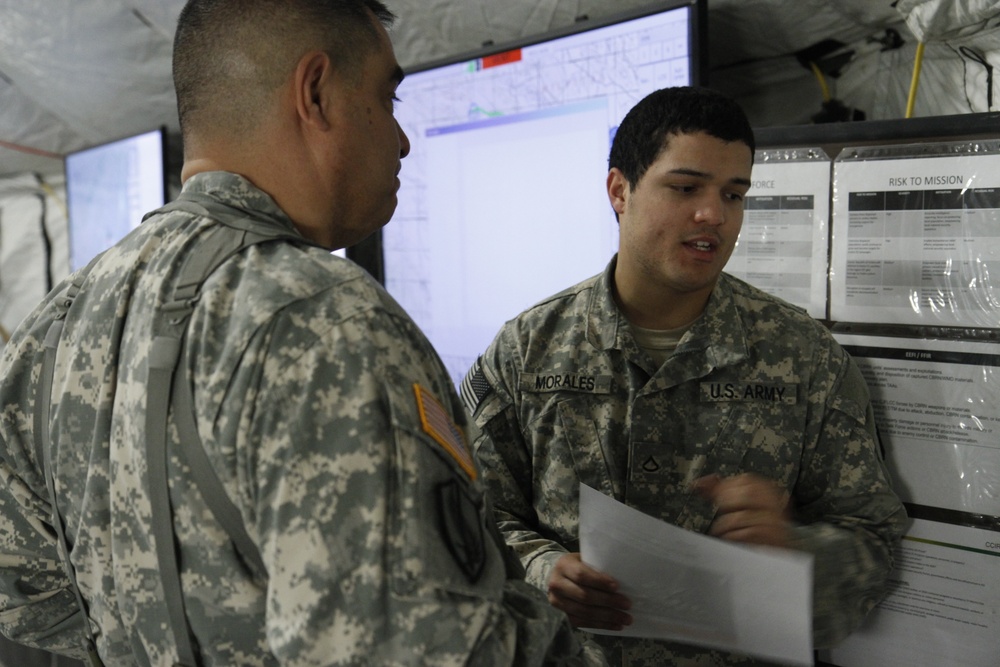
{"left": 464, "top": 258, "right": 908, "bottom": 667}
{"left": 0, "top": 171, "right": 602, "bottom": 666}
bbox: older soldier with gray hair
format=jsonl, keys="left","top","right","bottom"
{"left": 0, "top": 1, "right": 601, "bottom": 665}
{"left": 461, "top": 86, "right": 907, "bottom": 666}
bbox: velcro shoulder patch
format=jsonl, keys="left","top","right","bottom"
{"left": 459, "top": 356, "right": 492, "bottom": 413}
{"left": 414, "top": 383, "right": 477, "bottom": 480}
{"left": 437, "top": 479, "right": 486, "bottom": 583}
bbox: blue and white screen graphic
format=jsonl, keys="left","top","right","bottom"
{"left": 385, "top": 5, "right": 695, "bottom": 386}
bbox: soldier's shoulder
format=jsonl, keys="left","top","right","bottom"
{"left": 723, "top": 274, "right": 830, "bottom": 335}
{"left": 503, "top": 272, "right": 600, "bottom": 332}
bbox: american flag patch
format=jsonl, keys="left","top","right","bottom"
{"left": 413, "top": 384, "right": 477, "bottom": 480}
{"left": 459, "top": 356, "right": 492, "bottom": 413}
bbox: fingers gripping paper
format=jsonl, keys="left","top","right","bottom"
{"left": 578, "top": 483, "right": 814, "bottom": 666}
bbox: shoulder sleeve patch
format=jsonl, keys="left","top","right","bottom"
{"left": 437, "top": 479, "right": 486, "bottom": 583}
{"left": 413, "top": 383, "right": 477, "bottom": 480}
{"left": 459, "top": 356, "right": 492, "bottom": 414}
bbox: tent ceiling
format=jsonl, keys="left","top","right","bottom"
{"left": 0, "top": 0, "right": 996, "bottom": 177}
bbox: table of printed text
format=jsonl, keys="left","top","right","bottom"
{"left": 729, "top": 194, "right": 815, "bottom": 311}
{"left": 845, "top": 188, "right": 999, "bottom": 317}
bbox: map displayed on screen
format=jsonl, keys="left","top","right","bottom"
{"left": 384, "top": 2, "right": 699, "bottom": 386}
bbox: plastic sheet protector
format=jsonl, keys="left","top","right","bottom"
{"left": 578, "top": 484, "right": 814, "bottom": 666}
{"left": 823, "top": 519, "right": 1000, "bottom": 667}
{"left": 727, "top": 148, "right": 830, "bottom": 319}
{"left": 830, "top": 141, "right": 1000, "bottom": 327}
{"left": 835, "top": 333, "right": 1000, "bottom": 516}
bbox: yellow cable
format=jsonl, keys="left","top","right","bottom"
{"left": 38, "top": 180, "right": 68, "bottom": 220}
{"left": 809, "top": 61, "right": 831, "bottom": 102}
{"left": 906, "top": 42, "right": 926, "bottom": 118}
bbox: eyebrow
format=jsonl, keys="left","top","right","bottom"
{"left": 669, "top": 167, "right": 751, "bottom": 187}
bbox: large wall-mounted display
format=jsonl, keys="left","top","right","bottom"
{"left": 381, "top": 0, "right": 707, "bottom": 386}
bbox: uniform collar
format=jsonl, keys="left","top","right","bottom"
{"left": 684, "top": 275, "right": 750, "bottom": 369}
{"left": 586, "top": 256, "right": 627, "bottom": 352}
{"left": 179, "top": 171, "right": 305, "bottom": 239}
{"left": 586, "top": 256, "right": 749, "bottom": 369}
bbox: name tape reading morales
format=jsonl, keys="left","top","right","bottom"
{"left": 520, "top": 372, "right": 613, "bottom": 394}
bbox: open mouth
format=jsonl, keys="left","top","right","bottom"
{"left": 685, "top": 239, "right": 718, "bottom": 254}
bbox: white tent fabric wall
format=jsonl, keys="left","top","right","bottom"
{"left": 1, "top": 0, "right": 999, "bottom": 178}
{"left": 712, "top": 0, "right": 1000, "bottom": 124}
{"left": 333, "top": 0, "right": 1000, "bottom": 124}
{"left": 0, "top": 173, "right": 68, "bottom": 345}
{"left": 902, "top": 0, "right": 1000, "bottom": 42}
{"left": 0, "top": 0, "right": 177, "bottom": 177}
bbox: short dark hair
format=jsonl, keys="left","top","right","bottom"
{"left": 173, "top": 0, "right": 394, "bottom": 141}
{"left": 608, "top": 86, "right": 755, "bottom": 189}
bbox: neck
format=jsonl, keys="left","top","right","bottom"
{"left": 180, "top": 156, "right": 223, "bottom": 183}
{"left": 181, "top": 133, "right": 335, "bottom": 248}
{"left": 612, "top": 268, "right": 715, "bottom": 330}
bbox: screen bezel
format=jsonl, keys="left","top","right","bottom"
{"left": 403, "top": 0, "right": 705, "bottom": 82}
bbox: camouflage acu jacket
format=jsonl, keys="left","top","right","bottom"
{"left": 463, "top": 259, "right": 908, "bottom": 667}
{"left": 0, "top": 172, "right": 599, "bottom": 666}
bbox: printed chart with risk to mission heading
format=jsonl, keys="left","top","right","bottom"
{"left": 830, "top": 145, "right": 1000, "bottom": 327}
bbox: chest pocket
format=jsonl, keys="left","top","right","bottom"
{"left": 385, "top": 382, "right": 505, "bottom": 598}
{"left": 557, "top": 400, "right": 615, "bottom": 498}
{"left": 627, "top": 406, "right": 763, "bottom": 533}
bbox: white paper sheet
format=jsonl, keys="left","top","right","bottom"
{"left": 578, "top": 483, "right": 814, "bottom": 666}
{"left": 822, "top": 519, "right": 1000, "bottom": 667}
{"left": 728, "top": 152, "right": 831, "bottom": 319}
{"left": 835, "top": 333, "right": 1000, "bottom": 516}
{"left": 829, "top": 149, "right": 1000, "bottom": 328}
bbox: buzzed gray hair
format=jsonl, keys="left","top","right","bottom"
{"left": 173, "top": 0, "right": 394, "bottom": 141}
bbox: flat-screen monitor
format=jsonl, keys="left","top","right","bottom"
{"left": 65, "top": 127, "right": 168, "bottom": 272}
{"left": 383, "top": 0, "right": 707, "bottom": 386}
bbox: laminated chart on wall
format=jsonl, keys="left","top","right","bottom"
{"left": 830, "top": 141, "right": 1000, "bottom": 327}
{"left": 822, "top": 519, "right": 1000, "bottom": 667}
{"left": 833, "top": 333, "right": 1000, "bottom": 517}
{"left": 728, "top": 148, "right": 830, "bottom": 319}
{"left": 825, "top": 333, "right": 1000, "bottom": 667}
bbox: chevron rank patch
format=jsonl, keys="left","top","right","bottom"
{"left": 413, "top": 383, "right": 477, "bottom": 480}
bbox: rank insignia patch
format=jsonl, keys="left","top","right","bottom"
{"left": 413, "top": 383, "right": 477, "bottom": 480}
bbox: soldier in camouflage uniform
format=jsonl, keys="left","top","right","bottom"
{"left": 0, "top": 1, "right": 602, "bottom": 665}
{"left": 461, "top": 87, "right": 908, "bottom": 666}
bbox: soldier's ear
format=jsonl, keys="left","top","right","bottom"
{"left": 607, "top": 168, "right": 628, "bottom": 216}
{"left": 294, "top": 50, "right": 334, "bottom": 131}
